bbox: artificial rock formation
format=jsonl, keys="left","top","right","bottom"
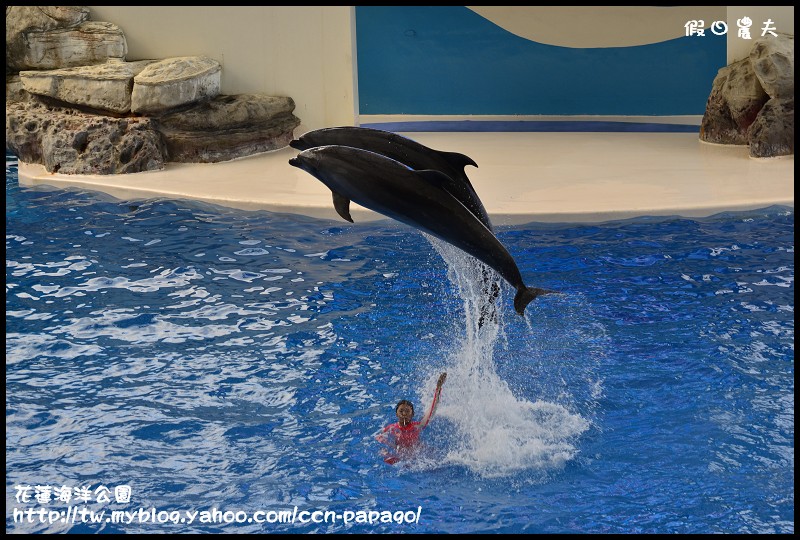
{"left": 131, "top": 56, "right": 221, "bottom": 115}
{"left": 5, "top": 6, "right": 300, "bottom": 174}
{"left": 700, "top": 32, "right": 794, "bottom": 158}
{"left": 6, "top": 6, "right": 92, "bottom": 71}
{"left": 156, "top": 94, "right": 300, "bottom": 163}
{"left": 18, "top": 60, "right": 155, "bottom": 113}
{"left": 6, "top": 99, "right": 166, "bottom": 174}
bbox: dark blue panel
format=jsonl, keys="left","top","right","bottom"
{"left": 359, "top": 120, "right": 701, "bottom": 133}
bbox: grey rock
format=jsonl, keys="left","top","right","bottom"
{"left": 5, "top": 9, "right": 301, "bottom": 174}
{"left": 21, "top": 21, "right": 127, "bottom": 70}
{"left": 748, "top": 98, "right": 794, "bottom": 158}
{"left": 701, "top": 32, "right": 794, "bottom": 156}
{"left": 131, "top": 56, "right": 221, "bottom": 115}
{"left": 20, "top": 60, "right": 155, "bottom": 113}
{"left": 750, "top": 33, "right": 794, "bottom": 99}
{"left": 6, "top": 6, "right": 90, "bottom": 70}
{"left": 5, "top": 74, "right": 33, "bottom": 103}
{"left": 6, "top": 99, "right": 166, "bottom": 174}
{"left": 155, "top": 94, "right": 301, "bottom": 162}
{"left": 700, "top": 57, "right": 769, "bottom": 145}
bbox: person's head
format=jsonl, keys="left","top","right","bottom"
{"left": 395, "top": 399, "right": 414, "bottom": 426}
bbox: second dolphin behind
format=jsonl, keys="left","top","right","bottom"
{"left": 288, "top": 144, "right": 555, "bottom": 316}
{"left": 290, "top": 126, "right": 491, "bottom": 230}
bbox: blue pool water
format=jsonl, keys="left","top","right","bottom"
{"left": 5, "top": 153, "right": 794, "bottom": 533}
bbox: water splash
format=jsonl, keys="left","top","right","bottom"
{"left": 422, "top": 235, "right": 590, "bottom": 478}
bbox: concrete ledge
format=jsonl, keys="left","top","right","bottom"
{"left": 17, "top": 132, "right": 794, "bottom": 224}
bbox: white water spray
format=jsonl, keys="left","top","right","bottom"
{"left": 419, "top": 235, "right": 591, "bottom": 478}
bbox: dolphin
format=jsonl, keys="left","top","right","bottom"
{"left": 289, "top": 126, "right": 491, "bottom": 230}
{"left": 288, "top": 145, "right": 555, "bottom": 316}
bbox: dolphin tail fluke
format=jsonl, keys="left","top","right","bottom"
{"left": 513, "top": 286, "right": 557, "bottom": 316}
{"left": 332, "top": 192, "right": 354, "bottom": 223}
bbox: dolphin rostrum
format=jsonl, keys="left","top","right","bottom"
{"left": 288, "top": 145, "right": 554, "bottom": 316}
{"left": 289, "top": 126, "right": 491, "bottom": 230}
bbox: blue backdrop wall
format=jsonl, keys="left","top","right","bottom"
{"left": 355, "top": 6, "right": 728, "bottom": 117}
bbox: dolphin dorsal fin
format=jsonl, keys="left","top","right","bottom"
{"left": 414, "top": 169, "right": 455, "bottom": 188}
{"left": 332, "top": 192, "right": 354, "bottom": 223}
{"left": 439, "top": 150, "right": 478, "bottom": 170}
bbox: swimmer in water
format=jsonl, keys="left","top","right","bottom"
{"left": 376, "top": 372, "right": 447, "bottom": 464}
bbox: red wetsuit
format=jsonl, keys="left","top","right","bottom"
{"left": 378, "top": 384, "right": 443, "bottom": 463}
{"left": 380, "top": 421, "right": 422, "bottom": 450}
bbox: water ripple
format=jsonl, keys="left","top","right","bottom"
{"left": 5, "top": 154, "right": 793, "bottom": 533}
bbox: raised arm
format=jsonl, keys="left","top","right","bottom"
{"left": 419, "top": 372, "right": 447, "bottom": 428}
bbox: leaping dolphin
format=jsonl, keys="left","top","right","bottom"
{"left": 289, "top": 126, "right": 491, "bottom": 230}
{"left": 288, "top": 145, "right": 555, "bottom": 316}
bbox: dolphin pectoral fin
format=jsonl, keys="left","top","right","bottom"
{"left": 513, "top": 286, "right": 558, "bottom": 316}
{"left": 332, "top": 192, "right": 354, "bottom": 223}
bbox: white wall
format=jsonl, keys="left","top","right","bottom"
{"left": 86, "top": 6, "right": 794, "bottom": 130}
{"left": 726, "top": 6, "right": 794, "bottom": 62}
{"left": 87, "top": 6, "right": 357, "bottom": 132}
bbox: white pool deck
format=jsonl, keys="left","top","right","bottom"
{"left": 17, "top": 132, "right": 794, "bottom": 225}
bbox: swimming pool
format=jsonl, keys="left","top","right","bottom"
{"left": 6, "top": 152, "right": 794, "bottom": 533}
